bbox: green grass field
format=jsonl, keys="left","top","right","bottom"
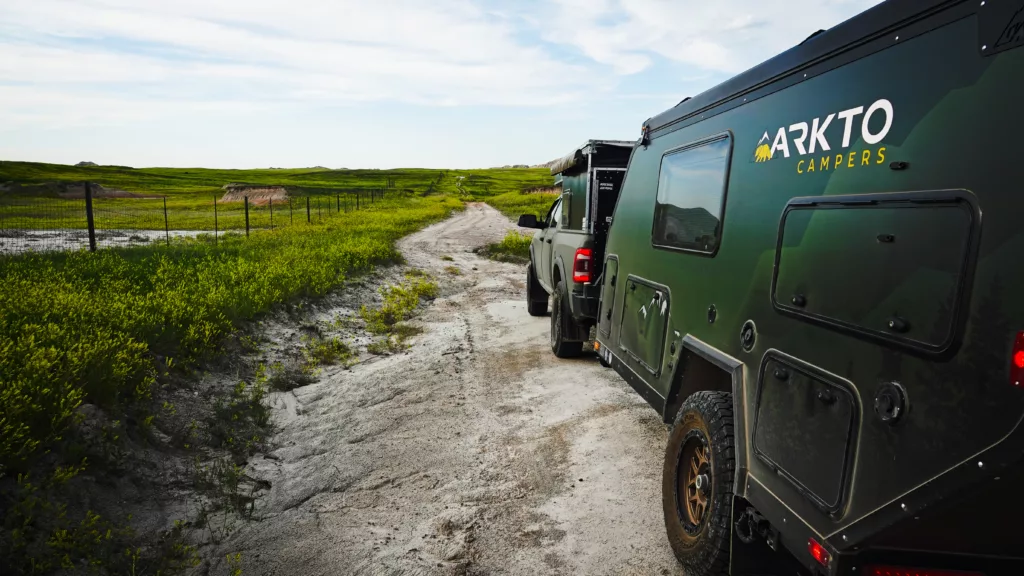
{"left": 0, "top": 161, "right": 555, "bottom": 473}
{"left": 0, "top": 160, "right": 559, "bottom": 571}
{"left": 0, "top": 161, "right": 554, "bottom": 234}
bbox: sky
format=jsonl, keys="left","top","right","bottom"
{"left": 0, "top": 0, "right": 882, "bottom": 169}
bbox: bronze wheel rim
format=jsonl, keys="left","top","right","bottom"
{"left": 678, "top": 430, "right": 712, "bottom": 532}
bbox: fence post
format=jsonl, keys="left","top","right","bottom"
{"left": 214, "top": 196, "right": 218, "bottom": 245}
{"left": 269, "top": 198, "right": 274, "bottom": 229}
{"left": 289, "top": 199, "right": 293, "bottom": 225}
{"left": 84, "top": 181, "right": 97, "bottom": 252}
{"left": 317, "top": 197, "right": 322, "bottom": 220}
{"left": 163, "top": 197, "right": 170, "bottom": 246}
{"left": 306, "top": 197, "right": 311, "bottom": 223}
{"left": 244, "top": 196, "right": 250, "bottom": 237}
{"left": 336, "top": 194, "right": 340, "bottom": 213}
{"left": 356, "top": 192, "right": 360, "bottom": 210}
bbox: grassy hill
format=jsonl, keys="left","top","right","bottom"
{"left": 0, "top": 161, "right": 554, "bottom": 199}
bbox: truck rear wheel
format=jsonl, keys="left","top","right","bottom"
{"left": 550, "top": 280, "right": 583, "bottom": 358}
{"left": 663, "top": 391, "right": 734, "bottom": 575}
{"left": 526, "top": 264, "right": 547, "bottom": 317}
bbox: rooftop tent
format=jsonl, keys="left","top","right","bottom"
{"left": 550, "top": 140, "right": 635, "bottom": 176}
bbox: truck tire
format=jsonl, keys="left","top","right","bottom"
{"left": 663, "top": 391, "right": 734, "bottom": 575}
{"left": 526, "top": 264, "right": 547, "bottom": 317}
{"left": 550, "top": 280, "right": 584, "bottom": 358}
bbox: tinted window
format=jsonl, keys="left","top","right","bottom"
{"left": 549, "top": 199, "right": 562, "bottom": 228}
{"left": 653, "top": 136, "right": 731, "bottom": 253}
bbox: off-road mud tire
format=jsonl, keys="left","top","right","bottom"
{"left": 550, "top": 280, "right": 583, "bottom": 358}
{"left": 663, "top": 391, "right": 734, "bottom": 575}
{"left": 526, "top": 263, "right": 548, "bottom": 317}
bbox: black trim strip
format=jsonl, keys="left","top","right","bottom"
{"left": 608, "top": 349, "right": 666, "bottom": 414}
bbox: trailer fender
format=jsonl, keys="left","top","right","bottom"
{"left": 664, "top": 335, "right": 748, "bottom": 491}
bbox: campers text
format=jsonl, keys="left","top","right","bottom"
{"left": 754, "top": 98, "right": 894, "bottom": 175}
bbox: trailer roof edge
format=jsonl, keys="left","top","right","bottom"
{"left": 646, "top": 0, "right": 955, "bottom": 134}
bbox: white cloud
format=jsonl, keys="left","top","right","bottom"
{"left": 0, "top": 0, "right": 883, "bottom": 165}
{"left": 537, "top": 0, "right": 880, "bottom": 74}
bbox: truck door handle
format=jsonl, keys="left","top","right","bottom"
{"left": 545, "top": 239, "right": 552, "bottom": 244}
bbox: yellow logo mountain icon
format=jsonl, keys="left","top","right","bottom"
{"left": 754, "top": 143, "right": 772, "bottom": 162}
{"left": 753, "top": 131, "right": 772, "bottom": 163}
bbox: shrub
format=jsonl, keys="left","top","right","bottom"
{"left": 480, "top": 230, "right": 532, "bottom": 264}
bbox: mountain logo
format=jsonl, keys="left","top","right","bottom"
{"left": 753, "top": 132, "right": 773, "bottom": 162}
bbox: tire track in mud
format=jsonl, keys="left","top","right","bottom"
{"left": 217, "top": 203, "right": 683, "bottom": 576}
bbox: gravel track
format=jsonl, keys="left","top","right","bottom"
{"left": 219, "top": 203, "right": 683, "bottom": 576}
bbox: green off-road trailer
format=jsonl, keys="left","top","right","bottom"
{"left": 593, "top": 0, "right": 1024, "bottom": 574}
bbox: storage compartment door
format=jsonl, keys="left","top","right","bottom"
{"left": 592, "top": 170, "right": 625, "bottom": 239}
{"left": 618, "top": 277, "right": 669, "bottom": 375}
{"left": 752, "top": 354, "right": 857, "bottom": 512}
{"left": 597, "top": 258, "right": 618, "bottom": 338}
{"left": 772, "top": 191, "right": 978, "bottom": 355}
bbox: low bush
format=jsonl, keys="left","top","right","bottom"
{"left": 480, "top": 230, "right": 532, "bottom": 264}
{"left": 360, "top": 273, "right": 436, "bottom": 354}
{"left": 483, "top": 190, "right": 558, "bottom": 221}
{"left": 300, "top": 336, "right": 354, "bottom": 373}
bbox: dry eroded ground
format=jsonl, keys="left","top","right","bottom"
{"left": 219, "top": 203, "right": 683, "bottom": 576}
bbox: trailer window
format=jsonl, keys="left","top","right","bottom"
{"left": 652, "top": 135, "right": 732, "bottom": 254}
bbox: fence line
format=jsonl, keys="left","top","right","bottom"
{"left": 0, "top": 183, "right": 396, "bottom": 255}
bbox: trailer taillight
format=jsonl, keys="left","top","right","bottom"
{"left": 864, "top": 566, "right": 982, "bottom": 576}
{"left": 573, "top": 248, "right": 593, "bottom": 283}
{"left": 1012, "top": 331, "right": 1024, "bottom": 387}
{"left": 808, "top": 538, "right": 830, "bottom": 567}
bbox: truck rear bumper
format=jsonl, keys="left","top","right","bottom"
{"left": 571, "top": 284, "right": 600, "bottom": 324}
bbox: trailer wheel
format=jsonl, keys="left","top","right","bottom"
{"left": 663, "top": 391, "right": 734, "bottom": 575}
{"left": 550, "top": 281, "right": 583, "bottom": 358}
{"left": 526, "top": 264, "right": 547, "bottom": 317}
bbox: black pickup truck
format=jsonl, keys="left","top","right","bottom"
{"left": 517, "top": 140, "right": 633, "bottom": 357}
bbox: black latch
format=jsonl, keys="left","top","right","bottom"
{"left": 791, "top": 294, "right": 807, "bottom": 307}
{"left": 887, "top": 316, "right": 910, "bottom": 333}
{"left": 773, "top": 367, "right": 789, "bottom": 381}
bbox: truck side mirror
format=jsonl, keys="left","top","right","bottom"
{"left": 518, "top": 214, "right": 544, "bottom": 229}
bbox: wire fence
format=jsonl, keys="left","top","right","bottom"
{"left": 0, "top": 183, "right": 393, "bottom": 255}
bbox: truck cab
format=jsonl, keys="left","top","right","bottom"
{"left": 518, "top": 140, "right": 633, "bottom": 357}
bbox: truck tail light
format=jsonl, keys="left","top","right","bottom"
{"left": 573, "top": 248, "right": 593, "bottom": 283}
{"left": 1012, "top": 331, "right": 1024, "bottom": 387}
{"left": 808, "top": 538, "right": 831, "bottom": 568}
{"left": 863, "top": 566, "right": 982, "bottom": 576}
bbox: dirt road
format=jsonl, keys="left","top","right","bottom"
{"left": 222, "top": 203, "right": 683, "bottom": 575}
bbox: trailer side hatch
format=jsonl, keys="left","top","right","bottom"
{"left": 618, "top": 276, "right": 670, "bottom": 375}
{"left": 752, "top": 354, "right": 856, "bottom": 512}
{"left": 772, "top": 191, "right": 978, "bottom": 356}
